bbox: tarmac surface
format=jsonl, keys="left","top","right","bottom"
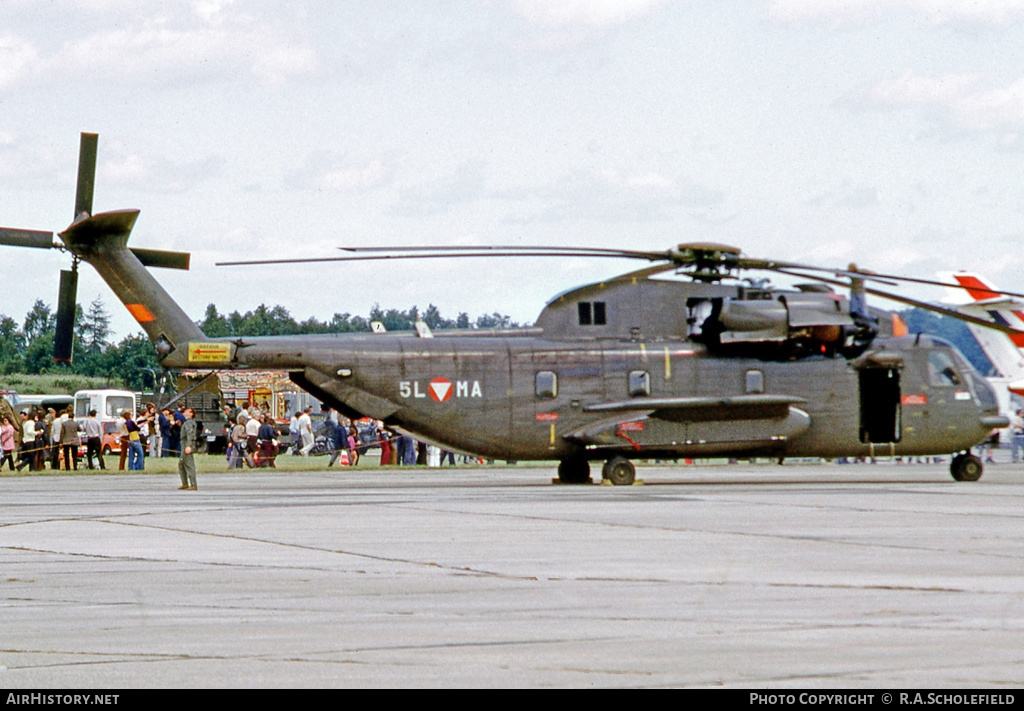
{"left": 1, "top": 459, "right": 1023, "bottom": 689}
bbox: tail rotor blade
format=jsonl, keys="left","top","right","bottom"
{"left": 53, "top": 268, "right": 78, "bottom": 363}
{"left": 74, "top": 132, "right": 98, "bottom": 221}
{"left": 0, "top": 228, "right": 55, "bottom": 250}
{"left": 130, "top": 247, "right": 191, "bottom": 270}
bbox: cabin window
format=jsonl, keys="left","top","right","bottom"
{"left": 535, "top": 371, "right": 558, "bottom": 399}
{"left": 577, "top": 301, "right": 607, "bottom": 326}
{"left": 628, "top": 370, "right": 650, "bottom": 397}
{"left": 745, "top": 370, "right": 764, "bottom": 394}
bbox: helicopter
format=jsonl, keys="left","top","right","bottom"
{"left": 0, "top": 133, "right": 1017, "bottom": 485}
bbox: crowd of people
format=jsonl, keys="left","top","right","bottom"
{"left": 292, "top": 406, "right": 465, "bottom": 468}
{"left": 222, "top": 402, "right": 424, "bottom": 469}
{"left": 0, "top": 402, "right": 200, "bottom": 473}
{"left": 225, "top": 403, "right": 280, "bottom": 469}
{"left": 1, "top": 398, "right": 471, "bottom": 479}
{"left": 219, "top": 402, "right": 467, "bottom": 470}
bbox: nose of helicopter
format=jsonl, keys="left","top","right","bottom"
{"left": 973, "top": 377, "right": 1009, "bottom": 429}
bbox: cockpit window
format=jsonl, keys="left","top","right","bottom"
{"left": 951, "top": 350, "right": 997, "bottom": 409}
{"left": 927, "top": 351, "right": 961, "bottom": 387}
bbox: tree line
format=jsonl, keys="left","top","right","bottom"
{"left": 0, "top": 297, "right": 156, "bottom": 386}
{"left": 196, "top": 302, "right": 518, "bottom": 338}
{"left": 0, "top": 298, "right": 520, "bottom": 390}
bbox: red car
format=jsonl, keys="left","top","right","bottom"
{"left": 77, "top": 421, "right": 126, "bottom": 457}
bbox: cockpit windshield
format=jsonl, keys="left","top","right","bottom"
{"left": 927, "top": 350, "right": 961, "bottom": 387}
{"left": 950, "top": 349, "right": 999, "bottom": 411}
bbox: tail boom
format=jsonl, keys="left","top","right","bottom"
{"left": 60, "top": 210, "right": 207, "bottom": 364}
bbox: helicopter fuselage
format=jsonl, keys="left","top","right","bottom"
{"left": 182, "top": 326, "right": 1000, "bottom": 466}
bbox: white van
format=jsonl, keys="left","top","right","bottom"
{"left": 74, "top": 389, "right": 137, "bottom": 422}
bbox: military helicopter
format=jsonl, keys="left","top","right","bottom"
{"left": 1, "top": 133, "right": 1017, "bottom": 485}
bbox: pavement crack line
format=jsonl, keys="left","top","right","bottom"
{"left": 1, "top": 518, "right": 529, "bottom": 581}
{"left": 370, "top": 501, "right": 1024, "bottom": 564}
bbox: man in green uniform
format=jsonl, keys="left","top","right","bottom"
{"left": 178, "top": 407, "right": 198, "bottom": 490}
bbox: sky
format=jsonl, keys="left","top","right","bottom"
{"left": 3, "top": 0, "right": 1024, "bottom": 341}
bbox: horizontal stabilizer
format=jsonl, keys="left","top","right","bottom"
{"left": 59, "top": 209, "right": 140, "bottom": 248}
{"left": 0, "top": 228, "right": 55, "bottom": 249}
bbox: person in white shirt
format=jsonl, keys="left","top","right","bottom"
{"left": 245, "top": 412, "right": 261, "bottom": 461}
{"left": 298, "top": 408, "right": 314, "bottom": 456}
{"left": 17, "top": 411, "right": 35, "bottom": 471}
{"left": 1012, "top": 409, "right": 1024, "bottom": 464}
{"left": 83, "top": 409, "right": 105, "bottom": 470}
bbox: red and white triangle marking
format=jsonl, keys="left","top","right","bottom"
{"left": 429, "top": 377, "right": 453, "bottom": 402}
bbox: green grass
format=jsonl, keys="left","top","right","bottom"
{"left": 0, "top": 373, "right": 116, "bottom": 395}
{"left": 0, "top": 451, "right": 536, "bottom": 476}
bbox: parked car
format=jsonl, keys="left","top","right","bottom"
{"left": 77, "top": 421, "right": 125, "bottom": 458}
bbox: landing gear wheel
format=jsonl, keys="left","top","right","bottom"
{"left": 950, "top": 453, "right": 983, "bottom": 482}
{"left": 557, "top": 457, "right": 591, "bottom": 484}
{"left": 602, "top": 457, "right": 636, "bottom": 486}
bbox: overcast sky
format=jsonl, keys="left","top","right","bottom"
{"left": 3, "top": 0, "right": 1024, "bottom": 340}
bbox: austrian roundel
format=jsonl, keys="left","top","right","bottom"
{"left": 428, "top": 377, "right": 453, "bottom": 402}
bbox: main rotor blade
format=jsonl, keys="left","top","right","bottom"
{"left": 772, "top": 266, "right": 901, "bottom": 287}
{"left": 53, "top": 268, "right": 78, "bottom": 363}
{"left": 218, "top": 239, "right": 1024, "bottom": 310}
{"left": 217, "top": 248, "right": 671, "bottom": 267}
{"left": 865, "top": 284, "right": 1024, "bottom": 337}
{"left": 864, "top": 269, "right": 1024, "bottom": 300}
{"left": 74, "top": 133, "right": 98, "bottom": 221}
{"left": 769, "top": 262, "right": 1024, "bottom": 296}
{"left": 0, "top": 228, "right": 56, "bottom": 250}
{"left": 756, "top": 257, "right": 1024, "bottom": 300}
{"left": 780, "top": 268, "right": 1024, "bottom": 337}
{"left": 330, "top": 245, "right": 961, "bottom": 291}
{"left": 338, "top": 245, "right": 672, "bottom": 260}
{"left": 221, "top": 242, "right": 754, "bottom": 269}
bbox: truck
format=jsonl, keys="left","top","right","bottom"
{"left": 168, "top": 370, "right": 321, "bottom": 454}
{"left": 146, "top": 371, "right": 314, "bottom": 455}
